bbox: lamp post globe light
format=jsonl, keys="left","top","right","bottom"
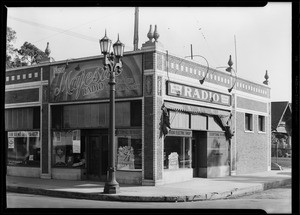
{"left": 99, "top": 30, "right": 124, "bottom": 194}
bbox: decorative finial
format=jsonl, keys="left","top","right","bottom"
{"left": 153, "top": 25, "right": 159, "bottom": 41}
{"left": 45, "top": 42, "right": 51, "bottom": 57}
{"left": 228, "top": 55, "right": 233, "bottom": 67}
{"left": 263, "top": 70, "right": 269, "bottom": 85}
{"left": 147, "top": 25, "right": 153, "bottom": 41}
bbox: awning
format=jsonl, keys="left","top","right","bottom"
{"left": 164, "top": 101, "right": 230, "bottom": 117}
{"left": 163, "top": 101, "right": 234, "bottom": 140}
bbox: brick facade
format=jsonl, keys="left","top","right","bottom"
{"left": 237, "top": 96, "right": 268, "bottom": 113}
{"left": 235, "top": 111, "right": 269, "bottom": 174}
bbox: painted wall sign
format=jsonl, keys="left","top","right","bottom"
{"left": 167, "top": 81, "right": 231, "bottom": 106}
{"left": 50, "top": 55, "right": 142, "bottom": 102}
{"left": 167, "top": 129, "right": 192, "bottom": 137}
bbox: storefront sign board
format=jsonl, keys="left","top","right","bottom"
{"left": 167, "top": 81, "right": 231, "bottom": 106}
{"left": 8, "top": 131, "right": 39, "bottom": 137}
{"left": 50, "top": 55, "right": 143, "bottom": 102}
{"left": 167, "top": 129, "right": 192, "bottom": 137}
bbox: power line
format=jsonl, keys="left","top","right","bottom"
{"left": 9, "top": 16, "right": 99, "bottom": 42}
{"left": 32, "top": 8, "right": 131, "bottom": 43}
{"left": 8, "top": 10, "right": 135, "bottom": 52}
{"left": 8, "top": 8, "right": 132, "bottom": 43}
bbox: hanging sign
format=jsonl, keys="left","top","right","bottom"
{"left": 167, "top": 81, "right": 231, "bottom": 106}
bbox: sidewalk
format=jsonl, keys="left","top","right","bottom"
{"left": 6, "top": 168, "right": 291, "bottom": 202}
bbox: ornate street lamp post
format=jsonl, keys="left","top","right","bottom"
{"left": 99, "top": 30, "right": 124, "bottom": 194}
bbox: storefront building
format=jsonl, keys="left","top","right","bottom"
{"left": 5, "top": 29, "right": 271, "bottom": 185}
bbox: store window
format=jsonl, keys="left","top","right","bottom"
{"left": 116, "top": 130, "right": 142, "bottom": 170}
{"left": 258, "top": 115, "right": 266, "bottom": 132}
{"left": 164, "top": 136, "right": 191, "bottom": 170}
{"left": 7, "top": 131, "right": 40, "bottom": 167}
{"left": 245, "top": 113, "right": 253, "bottom": 131}
{"left": 52, "top": 130, "right": 85, "bottom": 168}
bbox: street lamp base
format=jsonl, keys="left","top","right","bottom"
{"left": 104, "top": 183, "right": 120, "bottom": 194}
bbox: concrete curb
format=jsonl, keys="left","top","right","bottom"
{"left": 6, "top": 177, "right": 291, "bottom": 202}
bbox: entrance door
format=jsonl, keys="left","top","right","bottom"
{"left": 192, "top": 131, "right": 206, "bottom": 177}
{"left": 87, "top": 131, "right": 108, "bottom": 181}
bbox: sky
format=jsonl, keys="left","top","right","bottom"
{"left": 6, "top": 4, "right": 292, "bottom": 102}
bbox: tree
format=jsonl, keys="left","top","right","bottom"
{"left": 17, "top": 42, "right": 48, "bottom": 65}
{"left": 6, "top": 27, "right": 18, "bottom": 68}
{"left": 6, "top": 27, "right": 49, "bottom": 68}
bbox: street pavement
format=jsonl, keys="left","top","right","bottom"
{"left": 6, "top": 168, "right": 291, "bottom": 202}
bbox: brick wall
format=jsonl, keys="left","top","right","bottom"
{"left": 237, "top": 96, "right": 268, "bottom": 112}
{"left": 156, "top": 93, "right": 163, "bottom": 180}
{"left": 235, "top": 111, "right": 269, "bottom": 174}
{"left": 143, "top": 74, "right": 154, "bottom": 180}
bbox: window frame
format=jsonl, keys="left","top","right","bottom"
{"left": 244, "top": 113, "right": 254, "bottom": 132}
{"left": 258, "top": 115, "right": 266, "bottom": 133}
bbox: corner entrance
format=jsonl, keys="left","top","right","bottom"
{"left": 85, "top": 129, "right": 108, "bottom": 181}
{"left": 192, "top": 131, "right": 229, "bottom": 178}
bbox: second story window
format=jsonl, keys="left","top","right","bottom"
{"left": 245, "top": 113, "right": 253, "bottom": 131}
{"left": 258, "top": 115, "right": 266, "bottom": 132}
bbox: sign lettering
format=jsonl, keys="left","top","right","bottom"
{"left": 8, "top": 131, "right": 39, "bottom": 137}
{"left": 50, "top": 55, "right": 142, "bottom": 102}
{"left": 167, "top": 130, "right": 192, "bottom": 137}
{"left": 167, "top": 81, "right": 231, "bottom": 106}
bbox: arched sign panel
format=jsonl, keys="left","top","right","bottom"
{"left": 50, "top": 54, "right": 143, "bottom": 102}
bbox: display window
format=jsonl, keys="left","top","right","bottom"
{"left": 52, "top": 130, "right": 85, "bottom": 168}
{"left": 116, "top": 130, "right": 142, "bottom": 170}
{"left": 7, "top": 131, "right": 40, "bottom": 167}
{"left": 164, "top": 136, "right": 191, "bottom": 169}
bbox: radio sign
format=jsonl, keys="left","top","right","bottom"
{"left": 167, "top": 81, "right": 231, "bottom": 106}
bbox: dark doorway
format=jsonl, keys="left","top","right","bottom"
{"left": 85, "top": 130, "right": 108, "bottom": 181}
{"left": 192, "top": 131, "right": 206, "bottom": 177}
